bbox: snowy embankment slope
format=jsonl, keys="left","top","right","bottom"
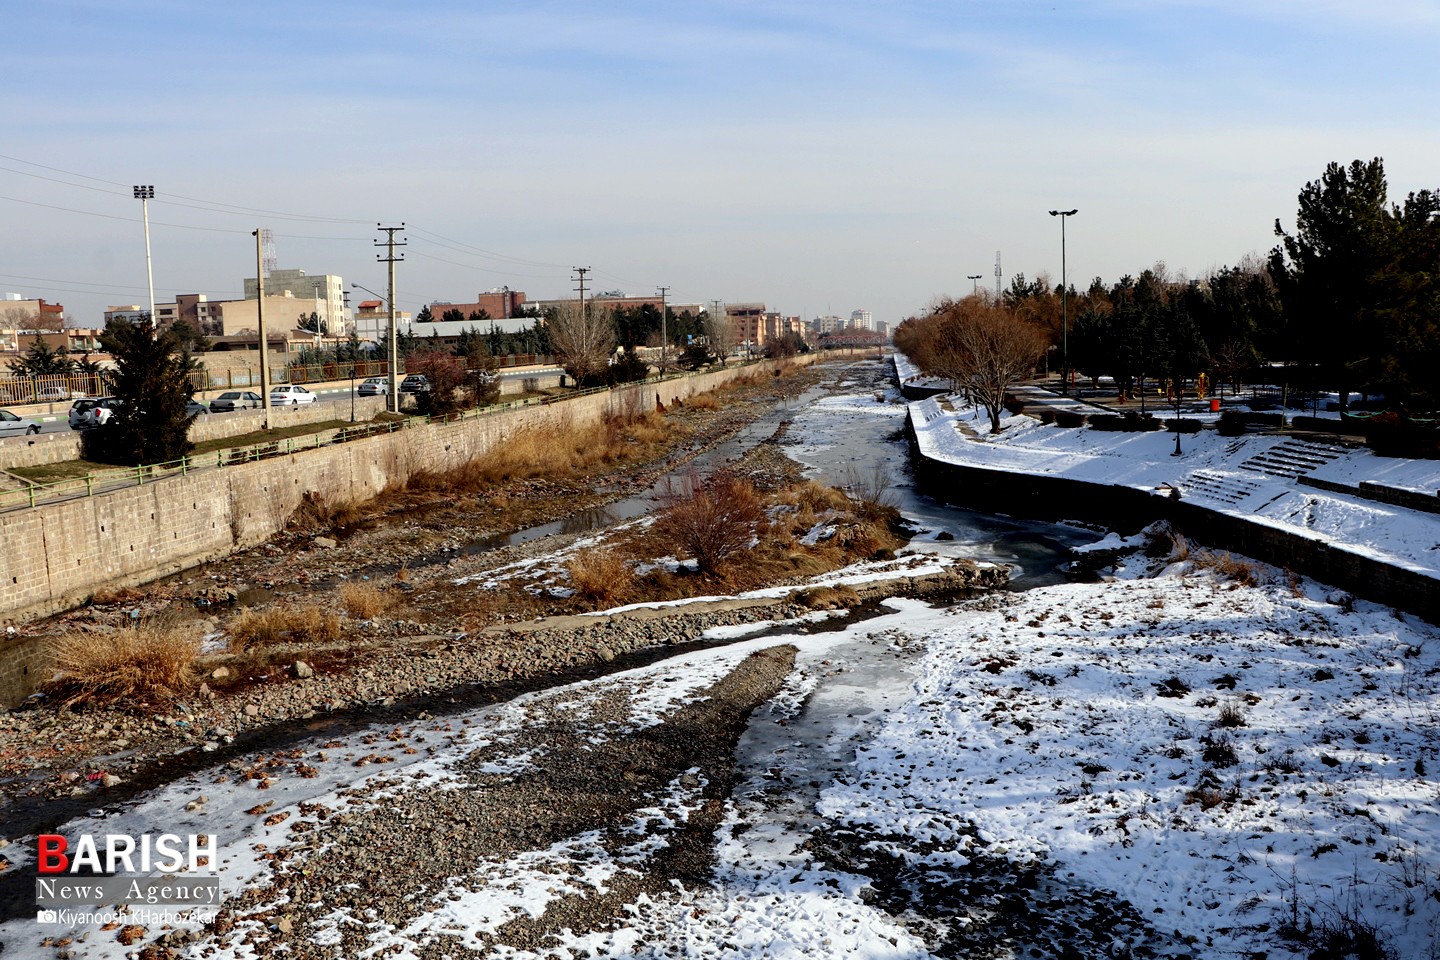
{"left": 898, "top": 352, "right": 1440, "bottom": 581}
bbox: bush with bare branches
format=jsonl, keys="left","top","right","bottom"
{"left": 656, "top": 470, "right": 766, "bottom": 575}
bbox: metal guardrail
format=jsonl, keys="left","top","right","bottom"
{"left": 0, "top": 355, "right": 559, "bottom": 401}
{"left": 0, "top": 365, "right": 731, "bottom": 513}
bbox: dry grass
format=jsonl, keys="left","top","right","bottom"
{"left": 1192, "top": 549, "right": 1259, "bottom": 586}
{"left": 795, "top": 584, "right": 862, "bottom": 610}
{"left": 338, "top": 582, "right": 398, "bottom": 619}
{"left": 46, "top": 622, "right": 200, "bottom": 705}
{"left": 415, "top": 411, "right": 689, "bottom": 492}
{"left": 226, "top": 604, "right": 343, "bottom": 651}
{"left": 567, "top": 547, "right": 636, "bottom": 606}
{"left": 288, "top": 491, "right": 366, "bottom": 533}
{"left": 684, "top": 393, "right": 719, "bottom": 411}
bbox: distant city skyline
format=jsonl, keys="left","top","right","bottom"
{"left": 4, "top": 1, "right": 1437, "bottom": 329}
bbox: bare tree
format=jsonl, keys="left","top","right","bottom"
{"left": 548, "top": 301, "right": 615, "bottom": 385}
{"left": 908, "top": 297, "right": 1047, "bottom": 431}
{"left": 703, "top": 309, "right": 735, "bottom": 363}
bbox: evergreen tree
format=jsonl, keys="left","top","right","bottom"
{"left": 1270, "top": 158, "right": 1393, "bottom": 411}
{"left": 7, "top": 335, "right": 73, "bottom": 378}
{"left": 82, "top": 316, "right": 197, "bottom": 465}
{"left": 415, "top": 304, "right": 434, "bottom": 324}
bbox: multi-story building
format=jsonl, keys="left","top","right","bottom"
{"left": 243, "top": 268, "right": 349, "bottom": 336}
{"left": 849, "top": 309, "right": 873, "bottom": 331}
{"left": 427, "top": 288, "right": 528, "bottom": 322}
{"left": 154, "top": 294, "right": 226, "bottom": 335}
{"left": 724, "top": 302, "right": 767, "bottom": 350}
{"left": 0, "top": 294, "right": 65, "bottom": 329}
{"left": 354, "top": 300, "right": 414, "bottom": 344}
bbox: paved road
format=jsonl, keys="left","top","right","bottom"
{"left": 8, "top": 366, "right": 566, "bottom": 435}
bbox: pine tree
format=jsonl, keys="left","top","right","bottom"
{"left": 81, "top": 316, "right": 198, "bottom": 465}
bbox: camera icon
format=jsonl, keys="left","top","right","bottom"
{"left": 36, "top": 909, "right": 58, "bottom": 923}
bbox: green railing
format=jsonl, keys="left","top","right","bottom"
{"left": 0, "top": 361, "right": 760, "bottom": 513}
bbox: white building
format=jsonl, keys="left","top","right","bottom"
{"left": 849, "top": 309, "right": 873, "bottom": 331}
{"left": 243, "top": 269, "right": 349, "bottom": 336}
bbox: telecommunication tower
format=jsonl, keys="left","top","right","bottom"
{"left": 994, "top": 251, "right": 1002, "bottom": 297}
{"left": 261, "top": 229, "right": 277, "bottom": 277}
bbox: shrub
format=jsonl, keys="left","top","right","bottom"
{"left": 656, "top": 470, "right": 766, "bottom": 575}
{"left": 1216, "top": 410, "right": 1250, "bottom": 436}
{"left": 338, "top": 582, "right": 397, "bottom": 619}
{"left": 567, "top": 548, "right": 635, "bottom": 605}
{"left": 1162, "top": 417, "right": 1204, "bottom": 434}
{"left": 1089, "top": 414, "right": 1163, "bottom": 432}
{"left": 1362, "top": 413, "right": 1440, "bottom": 459}
{"left": 47, "top": 623, "right": 200, "bottom": 705}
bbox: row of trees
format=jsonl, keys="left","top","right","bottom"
{"left": 901, "top": 158, "right": 1440, "bottom": 416}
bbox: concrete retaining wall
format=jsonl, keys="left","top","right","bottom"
{"left": 906, "top": 415, "right": 1440, "bottom": 627}
{"left": 0, "top": 362, "right": 770, "bottom": 705}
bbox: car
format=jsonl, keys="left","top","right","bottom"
{"left": 269, "top": 384, "right": 316, "bottom": 405}
{"left": 36, "top": 386, "right": 78, "bottom": 402}
{"left": 69, "top": 397, "right": 120, "bottom": 430}
{"left": 208, "top": 390, "right": 263, "bottom": 412}
{"left": 187, "top": 401, "right": 210, "bottom": 418}
{"left": 357, "top": 376, "right": 389, "bottom": 397}
{"left": 399, "top": 374, "right": 431, "bottom": 394}
{"left": 0, "top": 408, "right": 41, "bottom": 437}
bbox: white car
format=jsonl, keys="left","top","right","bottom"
{"left": 0, "top": 408, "right": 42, "bottom": 437}
{"left": 270, "top": 385, "right": 316, "bottom": 406}
{"left": 357, "top": 377, "right": 389, "bottom": 397}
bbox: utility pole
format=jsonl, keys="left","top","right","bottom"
{"left": 656, "top": 285, "right": 669, "bottom": 374}
{"left": 376, "top": 224, "right": 406, "bottom": 413}
{"left": 572, "top": 266, "right": 591, "bottom": 318}
{"left": 252, "top": 230, "right": 272, "bottom": 427}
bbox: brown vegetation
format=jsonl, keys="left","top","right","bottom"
{"left": 655, "top": 470, "right": 768, "bottom": 575}
{"left": 893, "top": 295, "right": 1048, "bottom": 430}
{"left": 226, "top": 604, "right": 344, "bottom": 651}
{"left": 567, "top": 548, "right": 637, "bottom": 605}
{"left": 338, "top": 582, "right": 398, "bottom": 619}
{"left": 47, "top": 623, "right": 200, "bottom": 705}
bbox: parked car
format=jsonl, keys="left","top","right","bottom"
{"left": 0, "top": 408, "right": 41, "bottom": 437}
{"left": 187, "top": 401, "right": 210, "bottom": 418}
{"left": 270, "top": 385, "right": 316, "bottom": 405}
{"left": 208, "top": 390, "right": 263, "bottom": 412}
{"left": 36, "top": 386, "right": 78, "bottom": 402}
{"left": 399, "top": 374, "right": 431, "bottom": 394}
{"left": 357, "top": 377, "right": 389, "bottom": 397}
{"left": 69, "top": 397, "right": 120, "bottom": 430}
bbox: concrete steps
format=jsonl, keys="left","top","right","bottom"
{"left": 1184, "top": 470, "right": 1267, "bottom": 506}
{"left": 1238, "top": 439, "right": 1351, "bottom": 480}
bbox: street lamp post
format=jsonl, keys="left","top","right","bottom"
{"left": 134, "top": 186, "right": 156, "bottom": 335}
{"left": 967, "top": 274, "right": 983, "bottom": 296}
{"left": 1048, "top": 208, "right": 1078, "bottom": 393}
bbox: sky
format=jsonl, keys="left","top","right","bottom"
{"left": 3, "top": 0, "right": 1440, "bottom": 328}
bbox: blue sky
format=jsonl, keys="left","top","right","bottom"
{"left": 3, "top": 0, "right": 1438, "bottom": 327}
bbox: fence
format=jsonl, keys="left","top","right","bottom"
{"left": 0, "top": 354, "right": 557, "bottom": 400}
{"left": 0, "top": 370, "right": 670, "bottom": 514}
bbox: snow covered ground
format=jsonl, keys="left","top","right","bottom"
{"left": 2, "top": 361, "right": 1436, "bottom": 959}
{"left": 898, "top": 353, "right": 1440, "bottom": 581}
